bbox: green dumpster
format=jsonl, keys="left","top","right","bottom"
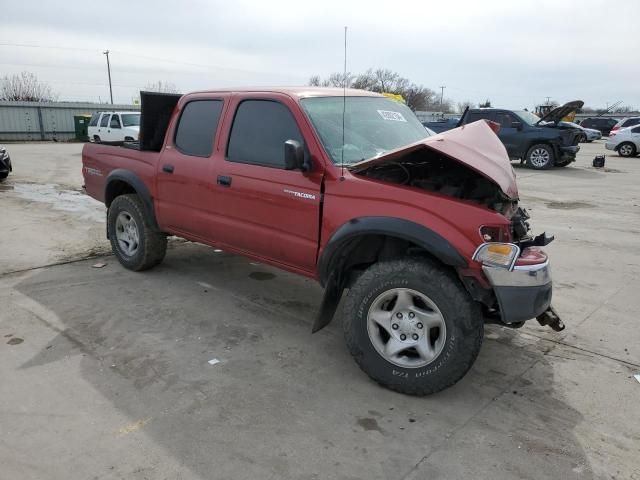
{"left": 74, "top": 115, "right": 91, "bottom": 142}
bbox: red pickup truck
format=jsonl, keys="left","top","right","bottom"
{"left": 82, "top": 88, "right": 563, "bottom": 395}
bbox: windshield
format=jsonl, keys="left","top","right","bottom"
{"left": 514, "top": 110, "right": 541, "bottom": 126}
{"left": 301, "top": 96, "right": 429, "bottom": 164}
{"left": 121, "top": 113, "right": 140, "bottom": 127}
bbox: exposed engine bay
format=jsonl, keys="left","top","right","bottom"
{"left": 354, "top": 148, "right": 553, "bottom": 246}
{"left": 357, "top": 149, "right": 517, "bottom": 214}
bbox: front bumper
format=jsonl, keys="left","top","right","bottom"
{"left": 559, "top": 145, "right": 579, "bottom": 161}
{"left": 483, "top": 260, "right": 552, "bottom": 324}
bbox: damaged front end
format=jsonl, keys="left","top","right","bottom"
{"left": 349, "top": 121, "right": 563, "bottom": 332}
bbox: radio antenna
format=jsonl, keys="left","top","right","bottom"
{"left": 341, "top": 26, "right": 347, "bottom": 179}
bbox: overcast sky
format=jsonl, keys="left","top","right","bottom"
{"left": 1, "top": 0, "right": 638, "bottom": 110}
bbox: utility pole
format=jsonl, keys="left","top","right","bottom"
{"left": 439, "top": 86, "right": 445, "bottom": 112}
{"left": 103, "top": 50, "right": 113, "bottom": 104}
{"left": 545, "top": 96, "right": 551, "bottom": 105}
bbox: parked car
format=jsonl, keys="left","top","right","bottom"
{"left": 559, "top": 121, "right": 601, "bottom": 142}
{"left": 82, "top": 88, "right": 563, "bottom": 396}
{"left": 88, "top": 111, "right": 141, "bottom": 144}
{"left": 579, "top": 117, "right": 619, "bottom": 136}
{"left": 421, "top": 117, "right": 460, "bottom": 133}
{"left": 458, "top": 101, "right": 583, "bottom": 169}
{"left": 0, "top": 144, "right": 11, "bottom": 180}
{"left": 610, "top": 117, "right": 640, "bottom": 136}
{"left": 605, "top": 125, "right": 640, "bottom": 157}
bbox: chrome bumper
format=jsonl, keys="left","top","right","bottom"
{"left": 483, "top": 261, "right": 553, "bottom": 324}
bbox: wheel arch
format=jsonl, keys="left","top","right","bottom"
{"left": 318, "top": 217, "right": 468, "bottom": 287}
{"left": 104, "top": 169, "right": 158, "bottom": 228}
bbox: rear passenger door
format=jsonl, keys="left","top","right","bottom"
{"left": 155, "top": 98, "right": 225, "bottom": 239}
{"left": 494, "top": 111, "right": 520, "bottom": 158}
{"left": 213, "top": 95, "right": 324, "bottom": 272}
{"left": 97, "top": 113, "right": 110, "bottom": 141}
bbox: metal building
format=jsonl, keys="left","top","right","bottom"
{"left": 0, "top": 101, "right": 140, "bottom": 142}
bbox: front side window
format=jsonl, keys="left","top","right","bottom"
{"left": 175, "top": 100, "right": 224, "bottom": 157}
{"left": 301, "top": 96, "right": 427, "bottom": 164}
{"left": 100, "top": 114, "right": 110, "bottom": 127}
{"left": 514, "top": 110, "right": 541, "bottom": 126}
{"left": 227, "top": 100, "right": 303, "bottom": 168}
{"left": 121, "top": 113, "right": 140, "bottom": 127}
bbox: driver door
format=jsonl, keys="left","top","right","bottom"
{"left": 212, "top": 95, "right": 324, "bottom": 272}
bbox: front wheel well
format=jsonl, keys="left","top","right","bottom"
{"left": 329, "top": 234, "right": 451, "bottom": 288}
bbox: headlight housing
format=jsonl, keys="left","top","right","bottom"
{"left": 472, "top": 242, "right": 520, "bottom": 270}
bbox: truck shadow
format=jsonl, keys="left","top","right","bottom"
{"left": 15, "top": 243, "right": 595, "bottom": 479}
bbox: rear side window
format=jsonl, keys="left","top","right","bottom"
{"left": 89, "top": 113, "right": 100, "bottom": 127}
{"left": 227, "top": 100, "right": 303, "bottom": 168}
{"left": 175, "top": 100, "right": 224, "bottom": 157}
{"left": 632, "top": 126, "right": 640, "bottom": 133}
{"left": 623, "top": 118, "right": 640, "bottom": 128}
{"left": 100, "top": 114, "right": 110, "bottom": 127}
{"left": 467, "top": 111, "right": 494, "bottom": 123}
{"left": 110, "top": 115, "right": 121, "bottom": 128}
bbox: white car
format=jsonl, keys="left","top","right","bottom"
{"left": 88, "top": 111, "right": 140, "bottom": 143}
{"left": 560, "top": 121, "right": 601, "bottom": 142}
{"left": 605, "top": 125, "right": 640, "bottom": 157}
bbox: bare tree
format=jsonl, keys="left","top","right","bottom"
{"left": 457, "top": 100, "right": 475, "bottom": 113}
{"left": 0, "top": 72, "right": 57, "bottom": 102}
{"left": 143, "top": 80, "right": 180, "bottom": 93}
{"left": 309, "top": 68, "right": 439, "bottom": 112}
{"left": 479, "top": 99, "right": 492, "bottom": 108}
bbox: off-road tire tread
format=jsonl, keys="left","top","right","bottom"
{"left": 108, "top": 194, "right": 167, "bottom": 271}
{"left": 343, "top": 257, "right": 483, "bottom": 396}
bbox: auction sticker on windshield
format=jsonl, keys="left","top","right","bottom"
{"left": 377, "top": 110, "right": 407, "bottom": 122}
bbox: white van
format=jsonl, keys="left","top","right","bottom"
{"left": 88, "top": 111, "right": 140, "bottom": 143}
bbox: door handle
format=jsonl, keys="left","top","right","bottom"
{"left": 217, "top": 175, "right": 232, "bottom": 187}
{"left": 162, "top": 164, "right": 175, "bottom": 174}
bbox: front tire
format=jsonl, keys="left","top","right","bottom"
{"left": 107, "top": 194, "right": 167, "bottom": 271}
{"left": 618, "top": 142, "right": 637, "bottom": 157}
{"left": 526, "top": 144, "right": 554, "bottom": 169}
{"left": 343, "top": 258, "right": 483, "bottom": 396}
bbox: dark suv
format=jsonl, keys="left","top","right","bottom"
{"left": 579, "top": 117, "right": 619, "bottom": 136}
{"left": 459, "top": 101, "right": 583, "bottom": 169}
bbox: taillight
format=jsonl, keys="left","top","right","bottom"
{"left": 480, "top": 225, "right": 511, "bottom": 242}
{"left": 609, "top": 131, "right": 616, "bottom": 137}
{"left": 611, "top": 126, "right": 619, "bottom": 133}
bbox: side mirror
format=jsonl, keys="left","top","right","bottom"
{"left": 511, "top": 121, "right": 523, "bottom": 131}
{"left": 284, "top": 139, "right": 308, "bottom": 171}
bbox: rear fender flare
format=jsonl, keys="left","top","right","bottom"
{"left": 104, "top": 169, "right": 157, "bottom": 228}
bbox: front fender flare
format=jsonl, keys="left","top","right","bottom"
{"left": 311, "top": 217, "right": 467, "bottom": 333}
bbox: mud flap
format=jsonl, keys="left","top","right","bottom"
{"left": 536, "top": 305, "right": 565, "bottom": 332}
{"left": 312, "top": 271, "right": 344, "bottom": 333}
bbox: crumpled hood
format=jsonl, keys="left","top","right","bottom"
{"left": 348, "top": 120, "right": 519, "bottom": 199}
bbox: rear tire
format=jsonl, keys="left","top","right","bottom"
{"left": 94, "top": 135, "right": 101, "bottom": 143}
{"left": 579, "top": 133, "right": 587, "bottom": 143}
{"left": 526, "top": 144, "right": 554, "bottom": 169}
{"left": 618, "top": 142, "right": 637, "bottom": 157}
{"left": 0, "top": 172, "right": 8, "bottom": 180}
{"left": 343, "top": 258, "right": 483, "bottom": 396}
{"left": 107, "top": 194, "right": 167, "bottom": 271}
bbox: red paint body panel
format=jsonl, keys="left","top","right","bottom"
{"left": 81, "top": 87, "right": 538, "bottom": 287}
